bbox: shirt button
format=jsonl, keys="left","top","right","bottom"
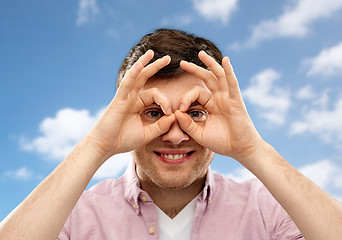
{"left": 141, "top": 194, "right": 148, "bottom": 202}
{"left": 149, "top": 225, "right": 155, "bottom": 234}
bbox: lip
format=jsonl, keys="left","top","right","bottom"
{"left": 154, "top": 149, "right": 195, "bottom": 165}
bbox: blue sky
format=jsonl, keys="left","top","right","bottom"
{"left": 1, "top": 0, "right": 342, "bottom": 220}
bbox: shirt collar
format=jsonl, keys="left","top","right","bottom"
{"left": 200, "top": 166, "right": 215, "bottom": 202}
{"left": 123, "top": 161, "right": 143, "bottom": 214}
{"left": 123, "top": 160, "right": 215, "bottom": 213}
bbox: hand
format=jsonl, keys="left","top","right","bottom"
{"left": 86, "top": 50, "right": 175, "bottom": 159}
{"left": 176, "top": 51, "right": 262, "bottom": 161}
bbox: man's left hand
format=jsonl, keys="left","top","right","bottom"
{"left": 177, "top": 51, "right": 263, "bottom": 161}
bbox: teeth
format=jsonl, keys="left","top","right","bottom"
{"left": 161, "top": 153, "right": 187, "bottom": 160}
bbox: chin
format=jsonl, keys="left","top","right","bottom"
{"left": 149, "top": 165, "right": 208, "bottom": 190}
{"left": 153, "top": 174, "right": 196, "bottom": 190}
{"left": 132, "top": 147, "right": 214, "bottom": 190}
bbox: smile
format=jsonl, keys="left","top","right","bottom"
{"left": 154, "top": 151, "right": 195, "bottom": 164}
{"left": 160, "top": 153, "right": 187, "bottom": 160}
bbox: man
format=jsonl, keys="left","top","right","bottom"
{"left": 1, "top": 29, "right": 341, "bottom": 239}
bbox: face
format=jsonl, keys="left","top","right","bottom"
{"left": 132, "top": 73, "right": 215, "bottom": 190}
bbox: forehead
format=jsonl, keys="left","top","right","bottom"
{"left": 141, "top": 73, "right": 210, "bottom": 110}
{"left": 142, "top": 73, "right": 208, "bottom": 93}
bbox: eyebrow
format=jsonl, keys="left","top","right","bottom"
{"left": 145, "top": 101, "right": 203, "bottom": 110}
{"left": 188, "top": 101, "right": 203, "bottom": 108}
{"left": 145, "top": 103, "right": 161, "bottom": 108}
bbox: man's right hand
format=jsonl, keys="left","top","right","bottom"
{"left": 0, "top": 50, "right": 176, "bottom": 240}
{"left": 85, "top": 50, "right": 175, "bottom": 160}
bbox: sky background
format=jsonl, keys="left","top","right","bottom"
{"left": 1, "top": 0, "right": 342, "bottom": 220}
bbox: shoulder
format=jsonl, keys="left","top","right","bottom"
{"left": 212, "top": 172, "right": 276, "bottom": 204}
{"left": 75, "top": 176, "right": 125, "bottom": 208}
{"left": 66, "top": 177, "right": 126, "bottom": 224}
{"left": 87, "top": 177, "right": 124, "bottom": 195}
{"left": 209, "top": 173, "right": 303, "bottom": 239}
{"left": 212, "top": 172, "right": 265, "bottom": 193}
{"left": 212, "top": 173, "right": 294, "bottom": 220}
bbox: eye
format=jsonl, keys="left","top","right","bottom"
{"left": 187, "top": 109, "right": 207, "bottom": 122}
{"left": 145, "top": 109, "right": 164, "bottom": 120}
{"left": 147, "top": 110, "right": 162, "bottom": 118}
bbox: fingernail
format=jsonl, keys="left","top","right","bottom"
{"left": 179, "top": 104, "right": 186, "bottom": 112}
{"left": 146, "top": 49, "right": 154, "bottom": 55}
{"left": 180, "top": 60, "right": 189, "bottom": 66}
{"left": 163, "top": 55, "right": 171, "bottom": 62}
{"left": 163, "top": 107, "right": 172, "bottom": 115}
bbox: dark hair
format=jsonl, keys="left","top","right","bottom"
{"left": 117, "top": 28, "right": 223, "bottom": 87}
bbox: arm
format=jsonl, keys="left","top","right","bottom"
{"left": 238, "top": 139, "right": 342, "bottom": 240}
{"left": 177, "top": 51, "right": 342, "bottom": 240}
{"left": 0, "top": 50, "right": 175, "bottom": 240}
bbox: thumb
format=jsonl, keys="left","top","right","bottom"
{"left": 144, "top": 114, "right": 175, "bottom": 142}
{"left": 175, "top": 110, "right": 203, "bottom": 145}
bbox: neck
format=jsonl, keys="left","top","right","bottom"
{"left": 140, "top": 176, "right": 205, "bottom": 219}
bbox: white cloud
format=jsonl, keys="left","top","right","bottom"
{"left": 161, "top": 14, "right": 194, "bottom": 26}
{"left": 76, "top": 0, "right": 99, "bottom": 25}
{"left": 290, "top": 97, "right": 342, "bottom": 146}
{"left": 312, "top": 90, "right": 330, "bottom": 109}
{"left": 334, "top": 195, "right": 342, "bottom": 203}
{"left": 305, "top": 41, "right": 342, "bottom": 77}
{"left": 4, "top": 167, "right": 35, "bottom": 181}
{"left": 192, "top": 0, "right": 238, "bottom": 24}
{"left": 224, "top": 167, "right": 256, "bottom": 182}
{"left": 296, "top": 85, "right": 316, "bottom": 100}
{"left": 224, "top": 160, "right": 342, "bottom": 190}
{"left": 94, "top": 152, "right": 132, "bottom": 179}
{"left": 299, "top": 159, "right": 342, "bottom": 191}
{"left": 21, "top": 108, "right": 105, "bottom": 161}
{"left": 105, "top": 28, "right": 120, "bottom": 39}
{"left": 233, "top": 0, "right": 342, "bottom": 48}
{"left": 243, "top": 69, "right": 291, "bottom": 125}
{"left": 221, "top": 159, "right": 342, "bottom": 202}
{"left": 20, "top": 107, "right": 132, "bottom": 179}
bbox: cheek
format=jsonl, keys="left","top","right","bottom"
{"left": 132, "top": 147, "right": 147, "bottom": 165}
{"left": 132, "top": 142, "right": 156, "bottom": 164}
{"left": 201, "top": 149, "right": 215, "bottom": 165}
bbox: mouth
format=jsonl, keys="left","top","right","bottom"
{"left": 154, "top": 151, "right": 195, "bottom": 164}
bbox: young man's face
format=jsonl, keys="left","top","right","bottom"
{"left": 132, "top": 73, "right": 215, "bottom": 190}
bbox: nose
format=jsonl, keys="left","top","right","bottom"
{"left": 161, "top": 120, "right": 190, "bottom": 144}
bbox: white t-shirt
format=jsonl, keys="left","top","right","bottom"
{"left": 156, "top": 196, "right": 198, "bottom": 240}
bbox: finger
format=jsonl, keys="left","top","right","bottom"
{"left": 198, "top": 51, "right": 228, "bottom": 91}
{"left": 179, "top": 86, "right": 212, "bottom": 112}
{"left": 139, "top": 88, "right": 172, "bottom": 115}
{"left": 175, "top": 110, "right": 203, "bottom": 145}
{"left": 222, "top": 56, "right": 242, "bottom": 100}
{"left": 119, "top": 50, "right": 154, "bottom": 91}
{"left": 180, "top": 60, "right": 219, "bottom": 92}
{"left": 134, "top": 55, "right": 171, "bottom": 90}
{"left": 144, "top": 114, "right": 175, "bottom": 141}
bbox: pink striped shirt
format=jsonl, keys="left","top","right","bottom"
{"left": 58, "top": 161, "right": 303, "bottom": 239}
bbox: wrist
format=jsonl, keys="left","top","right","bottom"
{"left": 234, "top": 139, "right": 276, "bottom": 170}
{"left": 77, "top": 136, "right": 115, "bottom": 167}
